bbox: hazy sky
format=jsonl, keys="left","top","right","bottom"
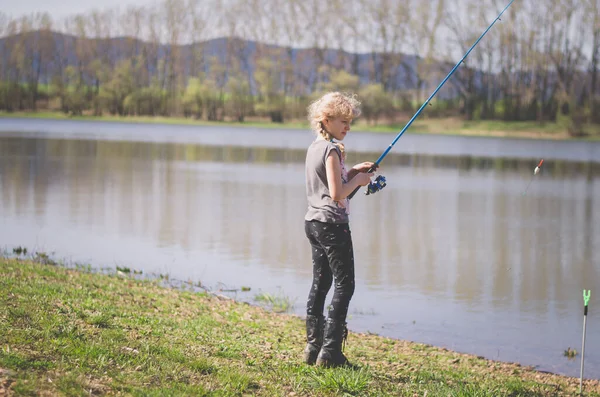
{"left": 1, "top": 0, "right": 591, "bottom": 62}
{"left": 2, "top": 0, "right": 157, "bottom": 20}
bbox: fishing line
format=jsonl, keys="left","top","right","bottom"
{"left": 349, "top": 0, "right": 517, "bottom": 199}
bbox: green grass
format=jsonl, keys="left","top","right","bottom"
{"left": 1, "top": 257, "right": 599, "bottom": 396}
{"left": 363, "top": 117, "right": 600, "bottom": 141}
{"left": 0, "top": 110, "right": 311, "bottom": 130}
{"left": 2, "top": 110, "right": 600, "bottom": 141}
{"left": 254, "top": 291, "right": 295, "bottom": 313}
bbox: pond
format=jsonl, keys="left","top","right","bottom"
{"left": 1, "top": 118, "right": 599, "bottom": 379}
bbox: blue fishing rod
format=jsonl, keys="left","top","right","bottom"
{"left": 349, "top": 0, "right": 516, "bottom": 199}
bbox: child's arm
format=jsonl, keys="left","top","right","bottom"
{"left": 326, "top": 152, "right": 373, "bottom": 201}
{"left": 348, "top": 162, "right": 378, "bottom": 180}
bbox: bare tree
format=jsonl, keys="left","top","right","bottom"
{"left": 361, "top": 0, "right": 410, "bottom": 94}
{"left": 85, "top": 10, "right": 114, "bottom": 115}
{"left": 186, "top": 0, "right": 211, "bottom": 79}
{"left": 444, "top": 0, "right": 504, "bottom": 120}
{"left": 546, "top": 0, "right": 588, "bottom": 133}
{"left": 407, "top": 0, "right": 446, "bottom": 105}
{"left": 6, "top": 16, "right": 30, "bottom": 110}
{"left": 584, "top": 0, "right": 600, "bottom": 122}
{"left": 274, "top": 0, "right": 321, "bottom": 95}
{"left": 0, "top": 12, "right": 8, "bottom": 38}
{"left": 33, "top": 12, "right": 55, "bottom": 110}
{"left": 0, "top": 12, "right": 8, "bottom": 106}
{"left": 232, "top": 0, "right": 288, "bottom": 119}
{"left": 275, "top": 0, "right": 306, "bottom": 95}
{"left": 162, "top": 0, "right": 188, "bottom": 115}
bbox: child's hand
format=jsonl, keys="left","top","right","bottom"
{"left": 352, "top": 162, "right": 378, "bottom": 173}
{"left": 354, "top": 172, "right": 374, "bottom": 187}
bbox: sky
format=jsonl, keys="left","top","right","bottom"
{"left": 0, "top": 0, "right": 481, "bottom": 56}
{"left": 1, "top": 0, "right": 157, "bottom": 20}
{"left": 1, "top": 0, "right": 592, "bottom": 62}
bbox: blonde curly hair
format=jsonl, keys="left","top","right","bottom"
{"left": 307, "top": 92, "right": 361, "bottom": 159}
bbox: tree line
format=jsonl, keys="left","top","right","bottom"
{"left": 0, "top": 0, "right": 598, "bottom": 134}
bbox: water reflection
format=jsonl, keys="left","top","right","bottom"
{"left": 1, "top": 138, "right": 599, "bottom": 306}
{"left": 1, "top": 136, "right": 599, "bottom": 378}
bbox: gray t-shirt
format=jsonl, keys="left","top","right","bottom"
{"left": 304, "top": 138, "right": 350, "bottom": 224}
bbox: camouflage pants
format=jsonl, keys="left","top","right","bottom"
{"left": 304, "top": 220, "right": 355, "bottom": 321}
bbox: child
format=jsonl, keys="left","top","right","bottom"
{"left": 303, "top": 92, "right": 377, "bottom": 368}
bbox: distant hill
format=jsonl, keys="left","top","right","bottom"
{"left": 0, "top": 30, "right": 462, "bottom": 98}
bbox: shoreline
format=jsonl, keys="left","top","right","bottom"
{"left": 2, "top": 253, "right": 599, "bottom": 396}
{"left": 2, "top": 111, "right": 600, "bottom": 142}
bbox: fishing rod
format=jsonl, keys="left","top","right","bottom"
{"left": 580, "top": 289, "right": 591, "bottom": 394}
{"left": 349, "top": 0, "right": 517, "bottom": 199}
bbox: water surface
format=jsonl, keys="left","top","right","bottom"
{"left": 1, "top": 118, "right": 599, "bottom": 379}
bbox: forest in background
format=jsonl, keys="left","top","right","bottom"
{"left": 0, "top": 0, "right": 599, "bottom": 136}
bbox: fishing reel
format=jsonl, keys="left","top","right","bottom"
{"left": 365, "top": 175, "right": 387, "bottom": 195}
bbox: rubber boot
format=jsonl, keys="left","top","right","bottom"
{"left": 303, "top": 315, "right": 325, "bottom": 365}
{"left": 316, "top": 318, "right": 353, "bottom": 368}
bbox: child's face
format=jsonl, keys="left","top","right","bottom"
{"left": 324, "top": 116, "right": 352, "bottom": 141}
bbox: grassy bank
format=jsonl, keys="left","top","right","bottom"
{"left": 2, "top": 111, "right": 600, "bottom": 141}
{"left": 1, "top": 257, "right": 600, "bottom": 396}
